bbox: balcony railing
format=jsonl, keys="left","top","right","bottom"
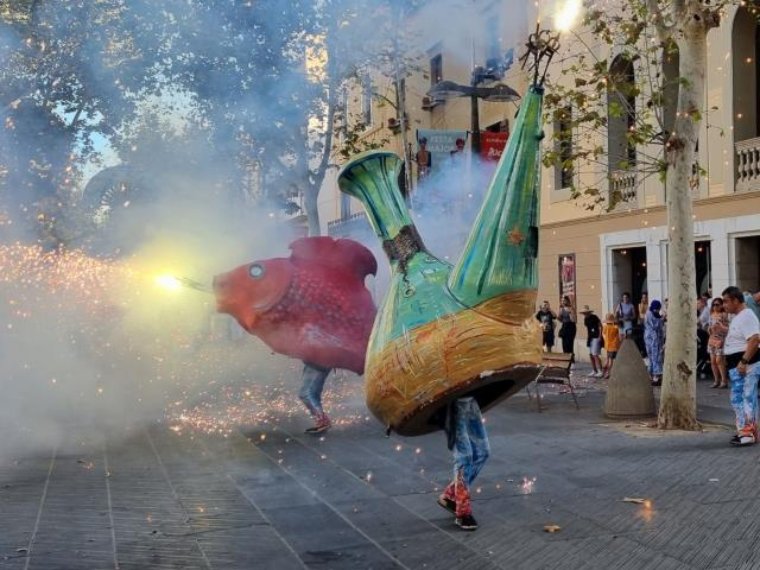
{"left": 326, "top": 211, "right": 371, "bottom": 238}
{"left": 736, "top": 136, "right": 760, "bottom": 192}
{"left": 608, "top": 170, "right": 637, "bottom": 209}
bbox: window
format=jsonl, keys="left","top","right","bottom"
{"left": 486, "top": 119, "right": 510, "bottom": 133}
{"left": 608, "top": 55, "right": 636, "bottom": 171}
{"left": 430, "top": 53, "right": 443, "bottom": 87}
{"left": 361, "top": 75, "right": 373, "bottom": 127}
{"left": 554, "top": 106, "right": 573, "bottom": 189}
{"left": 397, "top": 77, "right": 406, "bottom": 108}
{"left": 732, "top": 7, "right": 760, "bottom": 141}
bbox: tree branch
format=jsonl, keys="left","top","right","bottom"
{"left": 645, "top": 0, "right": 672, "bottom": 45}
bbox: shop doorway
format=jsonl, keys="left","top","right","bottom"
{"left": 610, "top": 246, "right": 648, "bottom": 309}
{"left": 735, "top": 235, "right": 760, "bottom": 292}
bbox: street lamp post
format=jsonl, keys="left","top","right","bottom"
{"left": 469, "top": 87, "right": 481, "bottom": 155}
{"left": 427, "top": 65, "right": 520, "bottom": 157}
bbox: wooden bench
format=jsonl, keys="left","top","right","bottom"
{"left": 525, "top": 352, "right": 578, "bottom": 412}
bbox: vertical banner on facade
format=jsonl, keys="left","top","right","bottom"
{"left": 559, "top": 253, "right": 576, "bottom": 305}
{"left": 414, "top": 128, "right": 469, "bottom": 182}
{"left": 479, "top": 132, "right": 509, "bottom": 162}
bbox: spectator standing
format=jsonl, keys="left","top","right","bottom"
{"left": 697, "top": 295, "right": 711, "bottom": 331}
{"left": 557, "top": 295, "right": 577, "bottom": 358}
{"left": 580, "top": 306, "right": 603, "bottom": 377}
{"left": 615, "top": 292, "right": 637, "bottom": 338}
{"left": 535, "top": 301, "right": 557, "bottom": 353}
{"left": 644, "top": 300, "right": 666, "bottom": 386}
{"left": 601, "top": 313, "right": 621, "bottom": 378}
{"left": 708, "top": 298, "right": 729, "bottom": 389}
{"left": 415, "top": 137, "right": 432, "bottom": 181}
{"left": 637, "top": 292, "right": 649, "bottom": 326}
{"left": 721, "top": 286, "right": 760, "bottom": 447}
{"left": 633, "top": 292, "right": 649, "bottom": 356}
{"left": 449, "top": 137, "right": 466, "bottom": 161}
{"left": 744, "top": 290, "right": 760, "bottom": 322}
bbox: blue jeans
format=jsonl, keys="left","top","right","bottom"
{"left": 729, "top": 363, "right": 760, "bottom": 436}
{"left": 453, "top": 397, "right": 490, "bottom": 486}
{"left": 298, "top": 363, "right": 331, "bottom": 417}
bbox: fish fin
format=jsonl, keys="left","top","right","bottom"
{"left": 290, "top": 237, "right": 377, "bottom": 279}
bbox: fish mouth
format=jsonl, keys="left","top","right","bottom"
{"left": 212, "top": 274, "right": 231, "bottom": 313}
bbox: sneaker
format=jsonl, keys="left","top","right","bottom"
{"left": 437, "top": 496, "right": 456, "bottom": 514}
{"left": 730, "top": 434, "right": 756, "bottom": 446}
{"left": 305, "top": 413, "right": 331, "bottom": 435}
{"left": 455, "top": 513, "right": 478, "bottom": 531}
{"left": 594, "top": 371, "right": 604, "bottom": 378}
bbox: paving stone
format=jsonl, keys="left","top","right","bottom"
{"left": 3, "top": 369, "right": 759, "bottom": 569}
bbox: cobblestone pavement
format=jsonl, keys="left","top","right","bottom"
{"left": 1, "top": 367, "right": 757, "bottom": 570}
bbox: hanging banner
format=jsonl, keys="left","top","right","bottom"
{"left": 479, "top": 132, "right": 509, "bottom": 161}
{"left": 414, "top": 128, "right": 469, "bottom": 182}
{"left": 558, "top": 253, "right": 576, "bottom": 305}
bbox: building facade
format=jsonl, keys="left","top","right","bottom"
{"left": 322, "top": 1, "right": 760, "bottom": 348}
{"left": 540, "top": 3, "right": 760, "bottom": 325}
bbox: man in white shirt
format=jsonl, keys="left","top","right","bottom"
{"left": 722, "top": 286, "right": 760, "bottom": 446}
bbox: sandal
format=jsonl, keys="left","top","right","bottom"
{"left": 710, "top": 382, "right": 720, "bottom": 388}
{"left": 719, "top": 383, "right": 728, "bottom": 389}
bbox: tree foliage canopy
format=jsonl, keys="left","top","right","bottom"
{"left": 542, "top": 0, "right": 730, "bottom": 210}
{"left": 0, "top": 0, "right": 422, "bottom": 243}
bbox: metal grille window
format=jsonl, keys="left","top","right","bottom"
{"left": 361, "top": 75, "right": 373, "bottom": 127}
{"left": 430, "top": 53, "right": 443, "bottom": 87}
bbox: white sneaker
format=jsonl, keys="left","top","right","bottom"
{"left": 594, "top": 371, "right": 604, "bottom": 378}
{"left": 586, "top": 371, "right": 597, "bottom": 378}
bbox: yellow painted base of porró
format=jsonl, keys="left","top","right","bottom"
{"left": 366, "top": 289, "right": 543, "bottom": 436}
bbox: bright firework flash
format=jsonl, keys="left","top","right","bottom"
{"left": 552, "top": 0, "right": 582, "bottom": 32}
{"left": 0, "top": 238, "right": 259, "bottom": 451}
{"left": 521, "top": 476, "right": 538, "bottom": 494}
{"left": 164, "top": 367, "right": 372, "bottom": 438}
{"left": 0, "top": 238, "right": 379, "bottom": 452}
{"left": 1, "top": 239, "right": 523, "bottom": 508}
{"left": 155, "top": 275, "right": 213, "bottom": 294}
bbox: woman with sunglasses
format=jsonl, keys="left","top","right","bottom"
{"left": 708, "top": 298, "right": 730, "bottom": 388}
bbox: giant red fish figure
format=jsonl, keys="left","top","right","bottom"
{"left": 213, "top": 237, "right": 378, "bottom": 433}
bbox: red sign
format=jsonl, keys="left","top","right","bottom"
{"left": 479, "top": 132, "right": 509, "bottom": 161}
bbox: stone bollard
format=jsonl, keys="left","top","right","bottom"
{"left": 604, "top": 337, "right": 656, "bottom": 419}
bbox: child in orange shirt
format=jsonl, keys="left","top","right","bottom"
{"left": 602, "top": 313, "right": 621, "bottom": 378}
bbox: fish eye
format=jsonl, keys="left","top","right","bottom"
{"left": 249, "top": 264, "right": 264, "bottom": 278}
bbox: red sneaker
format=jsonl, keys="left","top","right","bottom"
{"left": 305, "top": 413, "right": 331, "bottom": 435}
